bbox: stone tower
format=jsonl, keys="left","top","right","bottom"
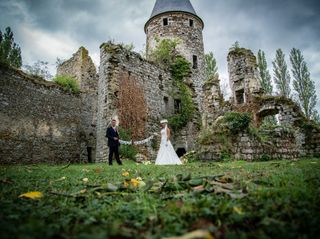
{"left": 145, "top": 0, "right": 205, "bottom": 108}
{"left": 227, "top": 48, "right": 262, "bottom": 105}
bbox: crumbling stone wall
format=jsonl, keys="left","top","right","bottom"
{"left": 202, "top": 75, "right": 225, "bottom": 127}
{"left": 96, "top": 43, "right": 198, "bottom": 162}
{"left": 198, "top": 129, "right": 302, "bottom": 161}
{"left": 199, "top": 47, "right": 319, "bottom": 161}
{"left": 228, "top": 48, "right": 262, "bottom": 105}
{"left": 0, "top": 63, "right": 82, "bottom": 164}
{"left": 57, "top": 47, "right": 98, "bottom": 162}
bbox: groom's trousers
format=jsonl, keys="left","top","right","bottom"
{"left": 108, "top": 145, "right": 122, "bottom": 165}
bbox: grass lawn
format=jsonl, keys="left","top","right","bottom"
{"left": 0, "top": 159, "right": 319, "bottom": 239}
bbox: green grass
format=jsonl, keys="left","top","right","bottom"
{"left": 0, "top": 159, "right": 319, "bottom": 239}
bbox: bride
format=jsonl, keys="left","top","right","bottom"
{"left": 155, "top": 119, "right": 182, "bottom": 165}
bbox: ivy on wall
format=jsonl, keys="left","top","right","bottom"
{"left": 169, "top": 56, "right": 195, "bottom": 131}
{"left": 150, "top": 38, "right": 196, "bottom": 131}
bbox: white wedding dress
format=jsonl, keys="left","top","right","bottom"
{"left": 155, "top": 127, "right": 182, "bottom": 165}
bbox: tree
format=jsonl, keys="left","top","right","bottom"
{"left": 55, "top": 57, "right": 65, "bottom": 69}
{"left": 257, "top": 50, "right": 272, "bottom": 94}
{"left": 204, "top": 52, "right": 218, "bottom": 81}
{"left": 290, "top": 48, "right": 318, "bottom": 120}
{"left": 272, "top": 49, "right": 291, "bottom": 98}
{"left": 0, "top": 27, "right": 22, "bottom": 68}
{"left": 229, "top": 41, "right": 240, "bottom": 51}
{"left": 118, "top": 72, "right": 148, "bottom": 141}
{"left": 24, "top": 60, "right": 53, "bottom": 80}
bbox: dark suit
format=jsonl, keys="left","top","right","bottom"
{"left": 106, "top": 127, "right": 122, "bottom": 165}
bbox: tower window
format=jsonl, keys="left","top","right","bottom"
{"left": 192, "top": 55, "right": 198, "bottom": 69}
{"left": 163, "top": 18, "right": 168, "bottom": 26}
{"left": 174, "top": 99, "right": 181, "bottom": 114}
{"left": 164, "top": 96, "right": 169, "bottom": 113}
{"left": 189, "top": 19, "right": 194, "bottom": 27}
{"left": 235, "top": 89, "right": 245, "bottom": 104}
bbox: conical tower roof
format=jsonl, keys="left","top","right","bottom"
{"left": 151, "top": 0, "right": 197, "bottom": 18}
{"left": 145, "top": 0, "right": 203, "bottom": 31}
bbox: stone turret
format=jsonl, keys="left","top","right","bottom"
{"left": 227, "top": 48, "right": 262, "bottom": 105}
{"left": 145, "top": 0, "right": 205, "bottom": 108}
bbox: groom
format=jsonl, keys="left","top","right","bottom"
{"left": 106, "top": 119, "right": 122, "bottom": 165}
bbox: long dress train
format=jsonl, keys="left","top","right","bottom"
{"left": 155, "top": 127, "right": 182, "bottom": 165}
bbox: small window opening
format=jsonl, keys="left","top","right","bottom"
{"left": 174, "top": 99, "right": 181, "bottom": 114}
{"left": 163, "top": 18, "right": 168, "bottom": 26}
{"left": 192, "top": 55, "right": 198, "bottom": 69}
{"left": 164, "top": 96, "right": 169, "bottom": 112}
{"left": 235, "top": 89, "right": 245, "bottom": 104}
{"left": 189, "top": 19, "right": 194, "bottom": 27}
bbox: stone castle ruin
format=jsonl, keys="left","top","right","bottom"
{"left": 0, "top": 0, "right": 319, "bottom": 164}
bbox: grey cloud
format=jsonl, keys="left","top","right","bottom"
{"left": 0, "top": 0, "right": 319, "bottom": 110}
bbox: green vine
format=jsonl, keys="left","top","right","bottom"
{"left": 150, "top": 38, "right": 196, "bottom": 131}
{"left": 168, "top": 56, "right": 195, "bottom": 131}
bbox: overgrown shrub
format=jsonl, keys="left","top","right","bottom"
{"left": 223, "top": 112, "right": 252, "bottom": 133}
{"left": 149, "top": 37, "right": 180, "bottom": 69}
{"left": 53, "top": 75, "right": 80, "bottom": 94}
{"left": 197, "top": 128, "right": 214, "bottom": 145}
{"left": 170, "top": 55, "right": 191, "bottom": 81}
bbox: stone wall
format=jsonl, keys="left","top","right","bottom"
{"left": 198, "top": 130, "right": 300, "bottom": 161}
{"left": 57, "top": 47, "right": 98, "bottom": 162}
{"left": 96, "top": 43, "right": 198, "bottom": 162}
{"left": 202, "top": 75, "right": 224, "bottom": 127}
{"left": 228, "top": 48, "right": 262, "bottom": 105}
{"left": 0, "top": 63, "right": 83, "bottom": 164}
{"left": 145, "top": 12, "right": 205, "bottom": 110}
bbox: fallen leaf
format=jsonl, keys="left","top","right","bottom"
{"left": 138, "top": 180, "right": 146, "bottom": 188}
{"left": 130, "top": 178, "right": 139, "bottom": 187}
{"left": 95, "top": 168, "right": 103, "bottom": 174}
{"left": 162, "top": 229, "right": 213, "bottom": 239}
{"left": 233, "top": 206, "right": 244, "bottom": 215}
{"left": 19, "top": 191, "right": 43, "bottom": 200}
{"left": 193, "top": 185, "right": 204, "bottom": 191}
{"left": 83, "top": 178, "right": 89, "bottom": 183}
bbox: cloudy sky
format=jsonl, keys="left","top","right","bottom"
{"left": 1, "top": 0, "right": 319, "bottom": 109}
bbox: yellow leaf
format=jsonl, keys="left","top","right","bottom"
{"left": 80, "top": 189, "right": 87, "bottom": 194}
{"left": 233, "top": 206, "right": 244, "bottom": 215}
{"left": 19, "top": 191, "right": 43, "bottom": 199}
{"left": 130, "top": 178, "right": 139, "bottom": 187}
{"left": 122, "top": 171, "right": 129, "bottom": 177}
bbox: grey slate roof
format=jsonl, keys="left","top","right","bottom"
{"left": 150, "top": 0, "right": 198, "bottom": 18}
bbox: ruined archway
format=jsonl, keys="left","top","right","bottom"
{"left": 254, "top": 96, "right": 304, "bottom": 128}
